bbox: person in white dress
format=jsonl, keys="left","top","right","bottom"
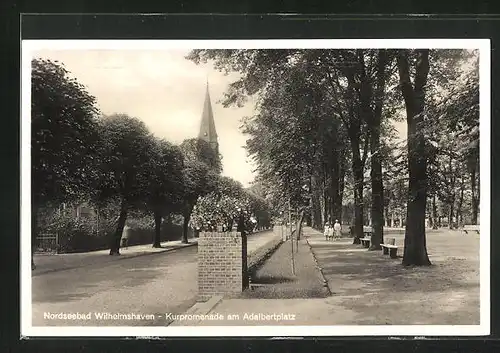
{"left": 328, "top": 224, "right": 334, "bottom": 240}
{"left": 324, "top": 222, "right": 330, "bottom": 240}
{"left": 333, "top": 220, "right": 342, "bottom": 240}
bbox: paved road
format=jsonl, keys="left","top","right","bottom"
{"left": 32, "top": 246, "right": 198, "bottom": 326}
{"left": 32, "top": 230, "right": 280, "bottom": 327}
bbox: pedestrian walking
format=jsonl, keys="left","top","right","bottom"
{"left": 121, "top": 223, "right": 130, "bottom": 249}
{"left": 333, "top": 219, "right": 342, "bottom": 240}
{"left": 327, "top": 223, "right": 334, "bottom": 241}
{"left": 324, "top": 222, "right": 330, "bottom": 241}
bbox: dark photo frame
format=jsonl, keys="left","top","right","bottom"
{"left": 4, "top": 11, "right": 500, "bottom": 353}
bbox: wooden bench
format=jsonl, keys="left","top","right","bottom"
{"left": 381, "top": 238, "right": 398, "bottom": 258}
{"left": 360, "top": 237, "right": 371, "bottom": 248}
{"left": 462, "top": 224, "right": 480, "bottom": 235}
{"left": 360, "top": 226, "right": 373, "bottom": 246}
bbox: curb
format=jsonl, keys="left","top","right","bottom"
{"left": 32, "top": 242, "right": 198, "bottom": 277}
{"left": 116, "top": 242, "right": 198, "bottom": 261}
{"left": 304, "top": 237, "right": 332, "bottom": 295}
{"left": 169, "top": 295, "right": 223, "bottom": 326}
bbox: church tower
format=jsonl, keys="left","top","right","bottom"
{"left": 198, "top": 82, "right": 219, "bottom": 155}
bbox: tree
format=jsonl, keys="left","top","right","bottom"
{"left": 96, "top": 114, "right": 155, "bottom": 255}
{"left": 180, "top": 160, "right": 217, "bottom": 243}
{"left": 179, "top": 138, "right": 221, "bottom": 243}
{"left": 434, "top": 139, "right": 463, "bottom": 229}
{"left": 31, "top": 58, "right": 100, "bottom": 266}
{"left": 191, "top": 176, "right": 243, "bottom": 231}
{"left": 434, "top": 53, "right": 479, "bottom": 224}
{"left": 397, "top": 49, "right": 432, "bottom": 266}
{"left": 180, "top": 138, "right": 222, "bottom": 174}
{"left": 143, "top": 139, "right": 185, "bottom": 248}
{"left": 316, "top": 50, "right": 374, "bottom": 244}
{"left": 246, "top": 187, "right": 273, "bottom": 230}
{"left": 241, "top": 63, "right": 325, "bottom": 229}
{"left": 357, "top": 49, "right": 395, "bottom": 250}
{"left": 188, "top": 49, "right": 371, "bottom": 243}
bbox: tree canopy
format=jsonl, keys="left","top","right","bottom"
{"left": 31, "top": 58, "right": 100, "bottom": 208}
{"left": 187, "top": 48, "right": 479, "bottom": 266}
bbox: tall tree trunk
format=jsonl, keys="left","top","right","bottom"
{"left": 296, "top": 209, "right": 306, "bottom": 241}
{"left": 337, "top": 157, "right": 346, "bottom": 224}
{"left": 320, "top": 172, "right": 327, "bottom": 225}
{"left": 323, "top": 188, "right": 329, "bottom": 225}
{"left": 369, "top": 129, "right": 384, "bottom": 250}
{"left": 330, "top": 152, "right": 341, "bottom": 224}
{"left": 152, "top": 209, "right": 163, "bottom": 248}
{"left": 366, "top": 50, "right": 389, "bottom": 250}
{"left": 426, "top": 197, "right": 432, "bottom": 228}
{"left": 456, "top": 180, "right": 464, "bottom": 226}
{"left": 397, "top": 49, "right": 431, "bottom": 266}
{"left": 385, "top": 204, "right": 391, "bottom": 227}
{"left": 110, "top": 200, "right": 127, "bottom": 255}
{"left": 470, "top": 166, "right": 479, "bottom": 225}
{"left": 448, "top": 196, "right": 455, "bottom": 229}
{"left": 311, "top": 173, "right": 323, "bottom": 229}
{"left": 323, "top": 166, "right": 331, "bottom": 225}
{"left": 431, "top": 195, "right": 438, "bottom": 229}
{"left": 182, "top": 204, "right": 194, "bottom": 243}
{"left": 447, "top": 156, "right": 457, "bottom": 229}
{"left": 351, "top": 139, "right": 364, "bottom": 244}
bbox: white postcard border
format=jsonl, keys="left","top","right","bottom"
{"left": 21, "top": 38, "right": 491, "bottom": 337}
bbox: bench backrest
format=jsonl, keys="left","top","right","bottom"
{"left": 386, "top": 238, "right": 395, "bottom": 245}
{"left": 363, "top": 226, "right": 373, "bottom": 232}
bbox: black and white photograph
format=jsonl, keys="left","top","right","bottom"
{"left": 21, "top": 39, "right": 489, "bottom": 337}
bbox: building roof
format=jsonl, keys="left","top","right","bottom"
{"left": 198, "top": 83, "right": 218, "bottom": 144}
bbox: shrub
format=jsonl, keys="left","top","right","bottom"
{"left": 39, "top": 211, "right": 107, "bottom": 253}
{"left": 38, "top": 205, "right": 191, "bottom": 253}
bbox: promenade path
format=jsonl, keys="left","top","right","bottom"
{"left": 175, "top": 227, "right": 480, "bottom": 326}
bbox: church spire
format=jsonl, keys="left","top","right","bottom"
{"left": 198, "top": 81, "right": 218, "bottom": 154}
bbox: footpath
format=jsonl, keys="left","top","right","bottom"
{"left": 170, "top": 227, "right": 335, "bottom": 326}
{"left": 171, "top": 226, "right": 479, "bottom": 326}
{"left": 32, "top": 229, "right": 281, "bottom": 277}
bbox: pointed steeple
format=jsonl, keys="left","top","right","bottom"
{"left": 198, "top": 82, "right": 219, "bottom": 154}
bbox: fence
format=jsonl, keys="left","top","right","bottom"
{"left": 35, "top": 233, "right": 59, "bottom": 254}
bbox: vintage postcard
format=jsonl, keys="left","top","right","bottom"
{"left": 21, "top": 39, "right": 490, "bottom": 337}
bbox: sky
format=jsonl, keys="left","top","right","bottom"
{"left": 33, "top": 49, "right": 258, "bottom": 187}
{"left": 32, "top": 49, "right": 408, "bottom": 188}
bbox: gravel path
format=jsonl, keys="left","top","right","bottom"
{"left": 306, "top": 227, "right": 480, "bottom": 325}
